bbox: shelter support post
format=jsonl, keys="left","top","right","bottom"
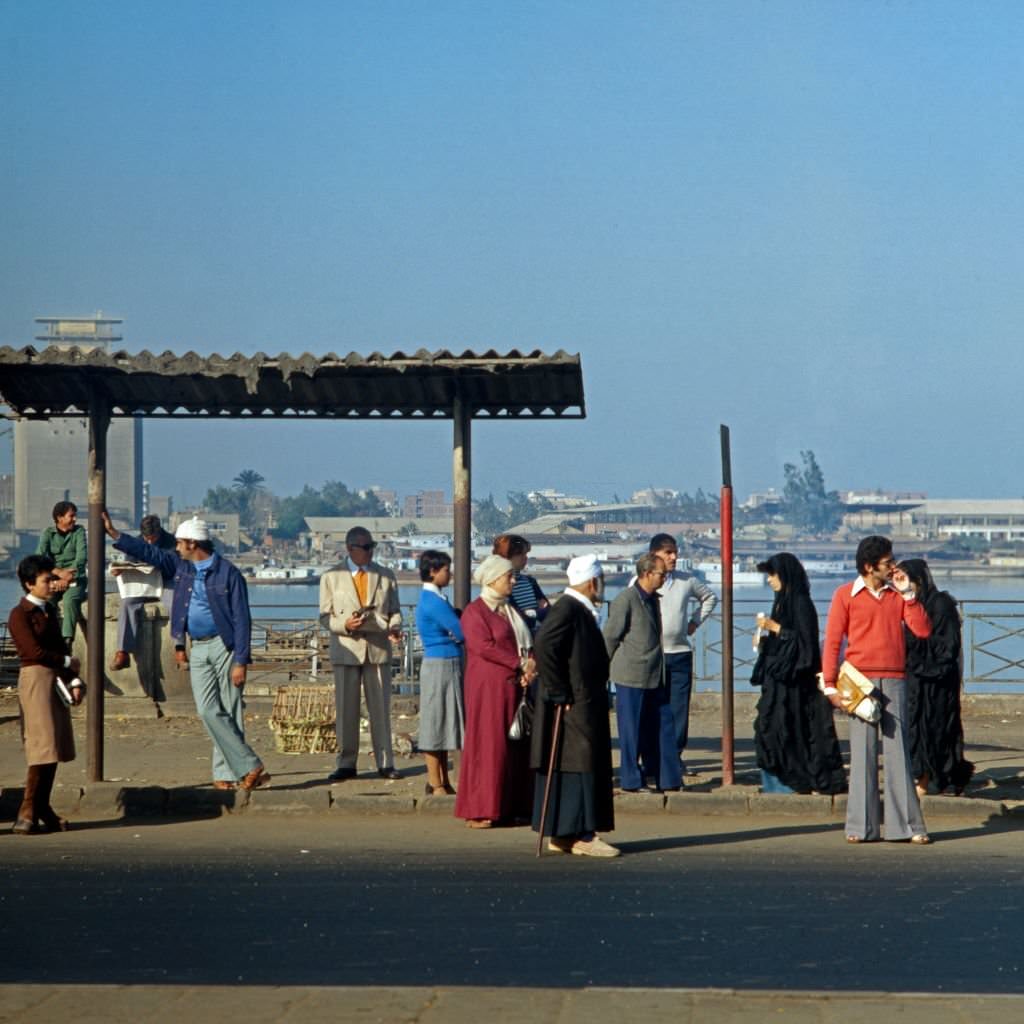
{"left": 720, "top": 425, "right": 735, "bottom": 786}
{"left": 452, "top": 393, "right": 472, "bottom": 610}
{"left": 87, "top": 399, "right": 110, "bottom": 782}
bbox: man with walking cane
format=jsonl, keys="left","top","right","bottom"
{"left": 531, "top": 555, "right": 619, "bottom": 858}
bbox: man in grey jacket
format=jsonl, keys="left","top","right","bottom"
{"left": 648, "top": 533, "right": 717, "bottom": 776}
{"left": 603, "top": 553, "right": 681, "bottom": 793}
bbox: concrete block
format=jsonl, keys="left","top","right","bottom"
{"left": 920, "top": 794, "right": 1005, "bottom": 821}
{"left": 116, "top": 785, "right": 169, "bottom": 816}
{"left": 614, "top": 790, "right": 667, "bottom": 812}
{"left": 165, "top": 785, "right": 234, "bottom": 816}
{"left": 243, "top": 787, "right": 330, "bottom": 813}
{"left": 75, "top": 782, "right": 125, "bottom": 816}
{"left": 330, "top": 792, "right": 417, "bottom": 814}
{"left": 665, "top": 789, "right": 749, "bottom": 815}
{"left": 417, "top": 793, "right": 457, "bottom": 814}
{"left": 747, "top": 793, "right": 836, "bottom": 817}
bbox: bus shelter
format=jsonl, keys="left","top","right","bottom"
{"left": 0, "top": 345, "right": 586, "bottom": 780}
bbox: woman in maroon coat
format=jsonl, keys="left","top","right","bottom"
{"left": 8, "top": 554, "right": 84, "bottom": 834}
{"left": 454, "top": 555, "right": 537, "bottom": 828}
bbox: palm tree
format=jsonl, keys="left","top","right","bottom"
{"left": 232, "top": 469, "right": 266, "bottom": 535}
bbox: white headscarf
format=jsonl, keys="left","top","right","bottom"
{"left": 473, "top": 554, "right": 532, "bottom": 658}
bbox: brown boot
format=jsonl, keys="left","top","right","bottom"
{"left": 12, "top": 766, "right": 40, "bottom": 835}
{"left": 34, "top": 763, "right": 67, "bottom": 833}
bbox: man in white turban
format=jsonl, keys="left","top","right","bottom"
{"left": 530, "top": 554, "right": 619, "bottom": 857}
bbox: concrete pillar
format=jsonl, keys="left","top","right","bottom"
{"left": 452, "top": 392, "right": 472, "bottom": 610}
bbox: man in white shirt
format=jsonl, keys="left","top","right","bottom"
{"left": 648, "top": 533, "right": 717, "bottom": 777}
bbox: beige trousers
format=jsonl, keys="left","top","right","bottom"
{"left": 332, "top": 663, "right": 394, "bottom": 772}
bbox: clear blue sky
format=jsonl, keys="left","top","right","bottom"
{"left": 3, "top": 1, "right": 1022, "bottom": 508}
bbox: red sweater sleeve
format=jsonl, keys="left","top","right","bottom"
{"left": 821, "top": 585, "right": 850, "bottom": 685}
{"left": 902, "top": 596, "right": 931, "bottom": 639}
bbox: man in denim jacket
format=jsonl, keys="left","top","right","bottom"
{"left": 101, "top": 510, "right": 269, "bottom": 792}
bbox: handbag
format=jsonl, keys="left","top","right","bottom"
{"left": 508, "top": 688, "right": 534, "bottom": 741}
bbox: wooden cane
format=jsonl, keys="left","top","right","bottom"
{"left": 536, "top": 703, "right": 566, "bottom": 857}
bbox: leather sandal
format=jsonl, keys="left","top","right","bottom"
{"left": 466, "top": 818, "right": 493, "bottom": 829}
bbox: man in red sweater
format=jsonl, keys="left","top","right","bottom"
{"left": 822, "top": 535, "right": 932, "bottom": 844}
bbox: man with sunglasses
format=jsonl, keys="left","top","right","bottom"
{"left": 320, "top": 526, "right": 403, "bottom": 781}
{"left": 822, "top": 534, "right": 932, "bottom": 844}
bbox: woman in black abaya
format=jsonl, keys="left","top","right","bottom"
{"left": 751, "top": 553, "right": 846, "bottom": 795}
{"left": 898, "top": 559, "right": 974, "bottom": 796}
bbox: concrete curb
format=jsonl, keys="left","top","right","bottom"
{"left": 4, "top": 781, "right": 1011, "bottom": 826}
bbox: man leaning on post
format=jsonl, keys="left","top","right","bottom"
{"left": 101, "top": 509, "right": 270, "bottom": 792}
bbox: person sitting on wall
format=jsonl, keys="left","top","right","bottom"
{"left": 35, "top": 501, "right": 87, "bottom": 653}
{"left": 110, "top": 514, "right": 176, "bottom": 671}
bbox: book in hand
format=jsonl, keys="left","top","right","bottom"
{"left": 835, "top": 662, "right": 882, "bottom": 724}
{"left": 55, "top": 677, "right": 85, "bottom": 707}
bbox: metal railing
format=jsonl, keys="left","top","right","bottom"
{"left": 4, "top": 598, "right": 1024, "bottom": 694}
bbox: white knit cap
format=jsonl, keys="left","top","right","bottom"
{"left": 473, "top": 554, "right": 514, "bottom": 586}
{"left": 175, "top": 516, "right": 210, "bottom": 542}
{"left": 566, "top": 554, "right": 602, "bottom": 586}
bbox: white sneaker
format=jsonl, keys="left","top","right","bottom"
{"left": 547, "top": 838, "right": 574, "bottom": 854}
{"left": 570, "top": 835, "right": 621, "bottom": 858}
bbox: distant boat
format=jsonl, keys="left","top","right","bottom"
{"left": 802, "top": 560, "right": 853, "bottom": 578}
{"left": 250, "top": 565, "right": 323, "bottom": 585}
{"left": 695, "top": 561, "right": 765, "bottom": 586}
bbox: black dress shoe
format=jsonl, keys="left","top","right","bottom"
{"left": 327, "top": 768, "right": 357, "bottom": 782}
{"left": 378, "top": 767, "right": 401, "bottom": 780}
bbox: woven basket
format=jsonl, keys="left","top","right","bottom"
{"left": 270, "top": 685, "right": 337, "bottom": 754}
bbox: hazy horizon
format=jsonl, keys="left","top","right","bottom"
{"left": 3, "top": 2, "right": 1022, "bottom": 506}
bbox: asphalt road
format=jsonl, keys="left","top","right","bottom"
{"left": 3, "top": 812, "right": 1023, "bottom": 993}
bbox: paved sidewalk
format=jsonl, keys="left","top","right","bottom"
{"left": 2, "top": 689, "right": 1022, "bottom": 824}
{"left": 2, "top": 984, "right": 1023, "bottom": 1023}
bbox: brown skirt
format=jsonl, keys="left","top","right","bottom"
{"left": 18, "top": 664, "right": 75, "bottom": 765}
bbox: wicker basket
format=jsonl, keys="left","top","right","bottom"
{"left": 270, "top": 685, "right": 337, "bottom": 754}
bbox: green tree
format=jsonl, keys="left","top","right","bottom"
{"left": 782, "top": 450, "right": 843, "bottom": 534}
{"left": 473, "top": 494, "right": 509, "bottom": 537}
{"left": 202, "top": 484, "right": 242, "bottom": 514}
{"left": 232, "top": 469, "right": 266, "bottom": 534}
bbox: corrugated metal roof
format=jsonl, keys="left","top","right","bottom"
{"left": 0, "top": 346, "right": 586, "bottom": 419}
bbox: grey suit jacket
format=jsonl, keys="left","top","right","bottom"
{"left": 319, "top": 561, "right": 402, "bottom": 666}
{"left": 603, "top": 585, "right": 665, "bottom": 689}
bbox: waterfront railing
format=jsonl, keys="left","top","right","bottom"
{"left": 3, "top": 598, "right": 1023, "bottom": 694}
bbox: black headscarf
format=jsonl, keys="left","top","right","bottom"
{"left": 756, "top": 552, "right": 811, "bottom": 630}
{"left": 898, "top": 558, "right": 952, "bottom": 617}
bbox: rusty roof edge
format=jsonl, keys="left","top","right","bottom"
{"left": 0, "top": 346, "right": 581, "bottom": 372}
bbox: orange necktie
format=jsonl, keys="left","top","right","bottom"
{"left": 354, "top": 568, "right": 368, "bottom": 606}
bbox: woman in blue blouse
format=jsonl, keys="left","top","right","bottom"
{"left": 414, "top": 550, "right": 465, "bottom": 795}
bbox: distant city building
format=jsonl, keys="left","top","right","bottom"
{"left": 630, "top": 487, "right": 680, "bottom": 505}
{"left": 403, "top": 490, "right": 452, "bottom": 518}
{"left": 14, "top": 314, "right": 142, "bottom": 530}
{"left": 910, "top": 499, "right": 1024, "bottom": 544}
{"left": 527, "top": 488, "right": 597, "bottom": 509}
{"left": 840, "top": 491, "right": 925, "bottom": 534}
{"left": 304, "top": 516, "right": 453, "bottom": 560}
{"left": 365, "top": 485, "right": 398, "bottom": 515}
{"left": 0, "top": 474, "right": 13, "bottom": 513}
{"left": 741, "top": 488, "right": 784, "bottom": 512}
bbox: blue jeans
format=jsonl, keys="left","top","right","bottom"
{"left": 616, "top": 684, "right": 682, "bottom": 792}
{"left": 665, "top": 652, "right": 694, "bottom": 760}
{"left": 189, "top": 636, "right": 261, "bottom": 782}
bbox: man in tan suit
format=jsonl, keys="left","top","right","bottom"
{"left": 320, "top": 526, "right": 403, "bottom": 781}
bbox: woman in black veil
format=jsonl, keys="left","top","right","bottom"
{"left": 751, "top": 553, "right": 846, "bottom": 794}
{"left": 898, "top": 559, "right": 974, "bottom": 796}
